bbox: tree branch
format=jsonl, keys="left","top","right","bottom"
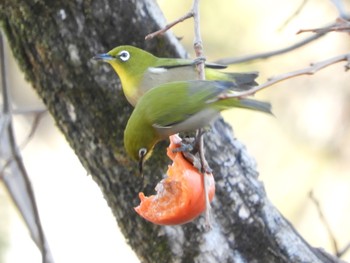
{"left": 330, "top": 0, "right": 350, "bottom": 20}
{"left": 0, "top": 32, "right": 53, "bottom": 263}
{"left": 297, "top": 17, "right": 350, "bottom": 34}
{"left": 309, "top": 191, "right": 339, "bottom": 255}
{"left": 222, "top": 52, "right": 350, "bottom": 99}
{"left": 215, "top": 31, "right": 328, "bottom": 65}
{"left": 278, "top": 0, "right": 309, "bottom": 31}
{"left": 145, "top": 11, "right": 194, "bottom": 40}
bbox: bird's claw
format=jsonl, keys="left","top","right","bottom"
{"left": 172, "top": 136, "right": 196, "bottom": 153}
{"left": 193, "top": 56, "right": 206, "bottom": 65}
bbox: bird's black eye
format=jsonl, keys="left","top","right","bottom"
{"left": 118, "top": 50, "right": 130, "bottom": 62}
{"left": 138, "top": 148, "right": 147, "bottom": 159}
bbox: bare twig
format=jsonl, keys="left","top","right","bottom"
{"left": 13, "top": 108, "right": 46, "bottom": 115}
{"left": 19, "top": 110, "right": 46, "bottom": 149}
{"left": 330, "top": 0, "right": 350, "bottom": 20}
{"left": 145, "top": 11, "right": 194, "bottom": 40}
{"left": 197, "top": 131, "right": 212, "bottom": 227}
{"left": 1, "top": 109, "right": 46, "bottom": 177}
{"left": 223, "top": 52, "right": 350, "bottom": 99}
{"left": 191, "top": 0, "right": 212, "bottom": 228}
{"left": 298, "top": 17, "right": 350, "bottom": 34}
{"left": 338, "top": 242, "right": 350, "bottom": 258}
{"left": 192, "top": 0, "right": 205, "bottom": 80}
{"left": 215, "top": 31, "right": 328, "bottom": 65}
{"left": 0, "top": 32, "right": 52, "bottom": 263}
{"left": 278, "top": 0, "right": 309, "bottom": 31}
{"left": 309, "top": 191, "right": 339, "bottom": 255}
{"left": 218, "top": 4, "right": 348, "bottom": 65}
{"left": 0, "top": 111, "right": 10, "bottom": 140}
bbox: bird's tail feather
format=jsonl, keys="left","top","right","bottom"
{"left": 217, "top": 97, "right": 272, "bottom": 114}
{"left": 238, "top": 98, "right": 272, "bottom": 114}
{"left": 224, "top": 72, "right": 259, "bottom": 90}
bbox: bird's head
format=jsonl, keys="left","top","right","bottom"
{"left": 123, "top": 114, "right": 159, "bottom": 175}
{"left": 124, "top": 134, "right": 156, "bottom": 176}
{"left": 93, "top": 45, "right": 158, "bottom": 106}
{"left": 93, "top": 45, "right": 157, "bottom": 80}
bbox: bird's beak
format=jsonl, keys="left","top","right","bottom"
{"left": 138, "top": 158, "right": 144, "bottom": 177}
{"left": 92, "top": 53, "right": 113, "bottom": 61}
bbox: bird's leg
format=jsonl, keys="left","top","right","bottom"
{"left": 172, "top": 136, "right": 204, "bottom": 171}
{"left": 172, "top": 131, "right": 213, "bottom": 173}
{"left": 193, "top": 56, "right": 206, "bottom": 67}
{"left": 171, "top": 136, "right": 195, "bottom": 153}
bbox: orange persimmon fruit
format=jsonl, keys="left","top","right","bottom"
{"left": 134, "top": 135, "right": 215, "bottom": 225}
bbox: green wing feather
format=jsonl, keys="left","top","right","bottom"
{"left": 139, "top": 80, "right": 271, "bottom": 129}
{"left": 153, "top": 57, "right": 227, "bottom": 69}
{"left": 124, "top": 80, "right": 272, "bottom": 159}
{"left": 153, "top": 58, "right": 258, "bottom": 91}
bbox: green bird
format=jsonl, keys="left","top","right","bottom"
{"left": 123, "top": 80, "right": 271, "bottom": 172}
{"left": 93, "top": 45, "right": 259, "bottom": 106}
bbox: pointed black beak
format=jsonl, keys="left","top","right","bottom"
{"left": 138, "top": 158, "right": 144, "bottom": 177}
{"left": 92, "top": 53, "right": 113, "bottom": 61}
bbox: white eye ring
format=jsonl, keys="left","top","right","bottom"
{"left": 118, "top": 50, "right": 130, "bottom": 62}
{"left": 138, "top": 148, "right": 147, "bottom": 159}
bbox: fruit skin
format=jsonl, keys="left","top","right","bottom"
{"left": 134, "top": 135, "right": 215, "bottom": 225}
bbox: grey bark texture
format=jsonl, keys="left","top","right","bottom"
{"left": 0, "top": 0, "right": 344, "bottom": 262}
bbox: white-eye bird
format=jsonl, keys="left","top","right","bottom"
{"left": 94, "top": 45, "right": 259, "bottom": 106}
{"left": 123, "top": 80, "right": 272, "bottom": 172}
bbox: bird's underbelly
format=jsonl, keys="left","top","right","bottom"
{"left": 154, "top": 108, "right": 220, "bottom": 137}
{"left": 140, "top": 67, "right": 198, "bottom": 95}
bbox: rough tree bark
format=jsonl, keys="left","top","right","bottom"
{"left": 0, "top": 0, "right": 344, "bottom": 262}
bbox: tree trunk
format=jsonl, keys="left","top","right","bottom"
{"left": 0, "top": 0, "right": 344, "bottom": 262}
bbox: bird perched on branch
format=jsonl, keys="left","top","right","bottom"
{"left": 94, "top": 45, "right": 259, "bottom": 106}
{"left": 123, "top": 80, "right": 272, "bottom": 173}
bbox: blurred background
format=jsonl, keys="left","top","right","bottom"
{"left": 1, "top": 0, "right": 350, "bottom": 262}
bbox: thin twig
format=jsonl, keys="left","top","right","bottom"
{"left": 145, "top": 11, "right": 194, "bottom": 40}
{"left": 330, "top": 0, "right": 350, "bottom": 20}
{"left": 309, "top": 191, "right": 339, "bottom": 255}
{"left": 0, "top": 157, "right": 13, "bottom": 180}
{"left": 1, "top": 111, "right": 46, "bottom": 180}
{"left": 191, "top": 0, "right": 212, "bottom": 228}
{"left": 338, "top": 242, "right": 350, "bottom": 258}
{"left": 0, "top": 32, "right": 50, "bottom": 263}
{"left": 198, "top": 132, "right": 212, "bottom": 227}
{"left": 19, "top": 110, "right": 46, "bottom": 150}
{"left": 0, "top": 112, "right": 10, "bottom": 140}
{"left": 13, "top": 108, "right": 47, "bottom": 115}
{"left": 215, "top": 31, "right": 328, "bottom": 65}
{"left": 278, "top": 0, "right": 309, "bottom": 31}
{"left": 297, "top": 17, "right": 350, "bottom": 34}
{"left": 192, "top": 0, "right": 205, "bottom": 80}
{"left": 223, "top": 52, "right": 350, "bottom": 99}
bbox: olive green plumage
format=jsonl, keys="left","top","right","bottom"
{"left": 123, "top": 80, "right": 271, "bottom": 168}
{"left": 94, "top": 46, "right": 271, "bottom": 170}
{"left": 94, "top": 45, "right": 259, "bottom": 106}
